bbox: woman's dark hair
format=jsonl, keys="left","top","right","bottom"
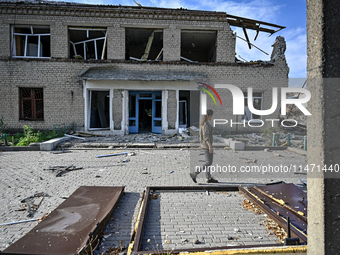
{"left": 200, "top": 109, "right": 214, "bottom": 126}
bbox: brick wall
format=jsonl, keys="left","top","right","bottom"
{"left": 167, "top": 90, "right": 177, "bottom": 129}
{"left": 163, "top": 25, "right": 180, "bottom": 61}
{"left": 0, "top": 4, "right": 289, "bottom": 134}
{"left": 112, "top": 89, "right": 123, "bottom": 130}
{"left": 107, "top": 25, "right": 125, "bottom": 60}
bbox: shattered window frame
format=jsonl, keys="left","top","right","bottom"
{"left": 19, "top": 88, "right": 44, "bottom": 121}
{"left": 180, "top": 30, "right": 217, "bottom": 63}
{"left": 11, "top": 25, "right": 51, "bottom": 58}
{"left": 241, "top": 92, "right": 263, "bottom": 122}
{"left": 69, "top": 27, "right": 107, "bottom": 60}
{"left": 125, "top": 28, "right": 163, "bottom": 61}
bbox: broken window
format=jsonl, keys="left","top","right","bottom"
{"left": 69, "top": 28, "right": 107, "bottom": 60}
{"left": 19, "top": 88, "right": 44, "bottom": 120}
{"left": 11, "top": 25, "right": 50, "bottom": 58}
{"left": 241, "top": 92, "right": 263, "bottom": 121}
{"left": 125, "top": 28, "right": 163, "bottom": 61}
{"left": 181, "top": 30, "right": 216, "bottom": 63}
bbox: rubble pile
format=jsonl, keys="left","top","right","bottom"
{"left": 62, "top": 127, "right": 200, "bottom": 148}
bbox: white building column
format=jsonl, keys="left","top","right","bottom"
{"left": 122, "top": 90, "right": 129, "bottom": 135}
{"left": 162, "top": 90, "right": 169, "bottom": 134}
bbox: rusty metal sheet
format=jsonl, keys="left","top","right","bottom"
{"left": 255, "top": 183, "right": 307, "bottom": 218}
{"left": 247, "top": 183, "right": 307, "bottom": 242}
{"left": 3, "top": 186, "right": 124, "bottom": 255}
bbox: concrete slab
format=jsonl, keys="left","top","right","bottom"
{"left": 287, "top": 147, "right": 307, "bottom": 156}
{"left": 40, "top": 136, "right": 71, "bottom": 151}
{"left": 230, "top": 140, "right": 245, "bottom": 151}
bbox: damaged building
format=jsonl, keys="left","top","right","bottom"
{"left": 0, "top": 0, "right": 289, "bottom": 135}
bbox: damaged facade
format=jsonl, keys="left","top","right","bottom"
{"left": 0, "top": 0, "right": 289, "bottom": 135}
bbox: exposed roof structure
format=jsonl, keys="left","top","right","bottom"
{"left": 0, "top": 0, "right": 285, "bottom": 40}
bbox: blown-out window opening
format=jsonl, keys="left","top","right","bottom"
{"left": 181, "top": 30, "right": 217, "bottom": 63}
{"left": 11, "top": 25, "right": 51, "bottom": 58}
{"left": 69, "top": 27, "right": 107, "bottom": 60}
{"left": 125, "top": 28, "right": 163, "bottom": 61}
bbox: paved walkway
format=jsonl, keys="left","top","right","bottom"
{"left": 0, "top": 147, "right": 307, "bottom": 253}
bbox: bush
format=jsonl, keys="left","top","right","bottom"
{"left": 8, "top": 126, "right": 63, "bottom": 146}
{"left": 0, "top": 116, "right": 7, "bottom": 135}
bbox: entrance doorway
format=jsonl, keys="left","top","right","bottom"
{"left": 129, "top": 91, "right": 162, "bottom": 133}
{"left": 139, "top": 99, "right": 152, "bottom": 132}
{"left": 89, "top": 90, "right": 110, "bottom": 129}
{"left": 179, "top": 90, "right": 200, "bottom": 128}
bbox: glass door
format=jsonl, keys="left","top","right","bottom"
{"left": 152, "top": 92, "right": 162, "bottom": 133}
{"left": 129, "top": 92, "right": 138, "bottom": 133}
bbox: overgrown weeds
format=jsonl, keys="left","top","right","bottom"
{"left": 7, "top": 125, "right": 63, "bottom": 146}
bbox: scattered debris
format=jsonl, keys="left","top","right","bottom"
{"left": 150, "top": 193, "right": 160, "bottom": 200}
{"left": 188, "top": 126, "right": 199, "bottom": 136}
{"left": 227, "top": 236, "right": 238, "bottom": 240}
{"left": 300, "top": 179, "right": 307, "bottom": 186}
{"left": 18, "top": 192, "right": 49, "bottom": 218}
{"left": 239, "top": 157, "right": 257, "bottom": 163}
{"left": 104, "top": 241, "right": 125, "bottom": 255}
{"left": 64, "top": 134, "right": 86, "bottom": 140}
{"left": 0, "top": 218, "right": 41, "bottom": 226}
{"left": 96, "top": 151, "right": 128, "bottom": 158}
{"left": 265, "top": 217, "right": 287, "bottom": 242}
{"left": 77, "top": 131, "right": 103, "bottom": 137}
{"left": 44, "top": 165, "right": 83, "bottom": 177}
{"left": 0, "top": 213, "right": 49, "bottom": 226}
{"left": 242, "top": 199, "right": 263, "bottom": 215}
{"left": 193, "top": 239, "right": 200, "bottom": 244}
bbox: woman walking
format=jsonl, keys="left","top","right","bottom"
{"left": 190, "top": 109, "right": 218, "bottom": 183}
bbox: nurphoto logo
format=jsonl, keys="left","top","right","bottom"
{"left": 199, "top": 83, "right": 311, "bottom": 128}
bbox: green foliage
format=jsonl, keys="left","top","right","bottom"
{"left": 0, "top": 116, "right": 7, "bottom": 135}
{"left": 8, "top": 126, "right": 63, "bottom": 146}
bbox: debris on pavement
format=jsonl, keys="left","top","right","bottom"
{"left": 242, "top": 199, "right": 263, "bottom": 215}
{"left": 0, "top": 218, "right": 41, "bottom": 226}
{"left": 18, "top": 192, "right": 49, "bottom": 218}
{"left": 96, "top": 151, "right": 128, "bottom": 158}
{"left": 64, "top": 134, "right": 86, "bottom": 140}
{"left": 150, "top": 193, "right": 160, "bottom": 200}
{"left": 265, "top": 217, "right": 287, "bottom": 242}
{"left": 77, "top": 131, "right": 103, "bottom": 137}
{"left": 44, "top": 165, "right": 84, "bottom": 177}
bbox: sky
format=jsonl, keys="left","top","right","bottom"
{"left": 67, "top": 0, "right": 307, "bottom": 82}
